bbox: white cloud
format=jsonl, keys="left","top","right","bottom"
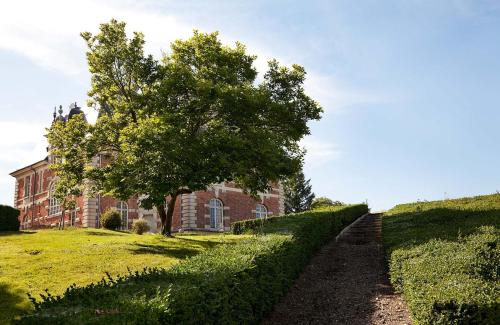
{"left": 0, "top": 121, "right": 47, "bottom": 164}
{"left": 304, "top": 72, "right": 390, "bottom": 113}
{"left": 0, "top": 121, "right": 48, "bottom": 202}
{"left": 300, "top": 136, "right": 340, "bottom": 169}
{"left": 0, "top": 0, "right": 192, "bottom": 76}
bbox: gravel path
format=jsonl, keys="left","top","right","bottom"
{"left": 262, "top": 213, "right": 411, "bottom": 325}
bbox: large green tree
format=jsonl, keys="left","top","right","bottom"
{"left": 49, "top": 19, "right": 322, "bottom": 236}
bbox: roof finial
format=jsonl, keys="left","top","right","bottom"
{"left": 58, "top": 105, "right": 63, "bottom": 116}
{"left": 53, "top": 106, "right": 57, "bottom": 121}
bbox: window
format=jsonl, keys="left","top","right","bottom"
{"left": 209, "top": 198, "right": 223, "bottom": 229}
{"left": 24, "top": 176, "right": 31, "bottom": 198}
{"left": 70, "top": 210, "right": 77, "bottom": 226}
{"left": 116, "top": 201, "right": 129, "bottom": 230}
{"left": 48, "top": 183, "right": 60, "bottom": 216}
{"left": 38, "top": 171, "right": 44, "bottom": 193}
{"left": 255, "top": 204, "right": 268, "bottom": 219}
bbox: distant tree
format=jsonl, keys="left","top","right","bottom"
{"left": 47, "top": 20, "right": 322, "bottom": 236}
{"left": 311, "top": 197, "right": 343, "bottom": 210}
{"left": 283, "top": 169, "right": 315, "bottom": 214}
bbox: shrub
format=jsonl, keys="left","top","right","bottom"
{"left": 0, "top": 204, "right": 20, "bottom": 231}
{"left": 19, "top": 204, "right": 368, "bottom": 324}
{"left": 132, "top": 219, "right": 150, "bottom": 235}
{"left": 100, "top": 209, "right": 122, "bottom": 230}
{"left": 384, "top": 193, "right": 500, "bottom": 324}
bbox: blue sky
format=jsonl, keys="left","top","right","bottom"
{"left": 1, "top": 0, "right": 500, "bottom": 210}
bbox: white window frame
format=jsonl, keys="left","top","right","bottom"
{"left": 24, "top": 175, "right": 31, "bottom": 198}
{"left": 116, "top": 201, "right": 129, "bottom": 230}
{"left": 70, "top": 209, "right": 77, "bottom": 226}
{"left": 209, "top": 198, "right": 224, "bottom": 230}
{"left": 48, "top": 183, "right": 60, "bottom": 216}
{"left": 255, "top": 204, "right": 268, "bottom": 219}
{"left": 38, "top": 171, "right": 43, "bottom": 193}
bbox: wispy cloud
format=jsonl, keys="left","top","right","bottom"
{"left": 0, "top": 0, "right": 192, "bottom": 76}
{"left": 300, "top": 136, "right": 340, "bottom": 169}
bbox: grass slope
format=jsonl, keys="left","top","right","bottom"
{"left": 383, "top": 193, "right": 500, "bottom": 324}
{"left": 0, "top": 228, "right": 246, "bottom": 324}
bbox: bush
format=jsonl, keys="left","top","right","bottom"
{"left": 0, "top": 204, "right": 20, "bottom": 231}
{"left": 100, "top": 209, "right": 122, "bottom": 230}
{"left": 19, "top": 204, "right": 368, "bottom": 324}
{"left": 132, "top": 219, "right": 150, "bottom": 235}
{"left": 384, "top": 194, "right": 500, "bottom": 324}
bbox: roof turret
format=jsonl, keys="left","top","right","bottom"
{"left": 67, "top": 102, "right": 86, "bottom": 121}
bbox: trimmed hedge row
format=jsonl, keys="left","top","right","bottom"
{"left": 231, "top": 215, "right": 279, "bottom": 234}
{"left": 232, "top": 205, "right": 363, "bottom": 235}
{"left": 0, "top": 204, "right": 20, "bottom": 231}
{"left": 389, "top": 227, "right": 499, "bottom": 324}
{"left": 384, "top": 194, "right": 500, "bottom": 324}
{"left": 18, "top": 204, "right": 368, "bottom": 324}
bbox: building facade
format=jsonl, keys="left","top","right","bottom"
{"left": 10, "top": 104, "right": 284, "bottom": 232}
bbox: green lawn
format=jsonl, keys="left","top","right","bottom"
{"left": 0, "top": 228, "right": 246, "bottom": 323}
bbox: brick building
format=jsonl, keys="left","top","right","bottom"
{"left": 10, "top": 104, "right": 284, "bottom": 232}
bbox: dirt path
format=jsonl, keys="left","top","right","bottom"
{"left": 262, "top": 213, "right": 411, "bottom": 325}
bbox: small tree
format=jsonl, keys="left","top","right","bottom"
{"left": 311, "top": 197, "right": 343, "bottom": 209}
{"left": 283, "top": 169, "right": 315, "bottom": 214}
{"left": 47, "top": 114, "right": 89, "bottom": 229}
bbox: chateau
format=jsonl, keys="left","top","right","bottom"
{"left": 10, "top": 103, "right": 284, "bottom": 232}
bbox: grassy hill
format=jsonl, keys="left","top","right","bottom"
{"left": 0, "top": 228, "right": 246, "bottom": 324}
{"left": 383, "top": 193, "right": 500, "bottom": 324}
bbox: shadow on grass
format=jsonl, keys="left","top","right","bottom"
{"left": 0, "top": 283, "right": 27, "bottom": 324}
{"left": 128, "top": 243, "right": 200, "bottom": 259}
{"left": 0, "top": 231, "right": 36, "bottom": 237}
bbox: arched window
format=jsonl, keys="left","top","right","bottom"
{"left": 116, "top": 201, "right": 128, "bottom": 230}
{"left": 48, "top": 183, "right": 60, "bottom": 216}
{"left": 209, "top": 198, "right": 223, "bottom": 230}
{"left": 255, "top": 204, "right": 268, "bottom": 219}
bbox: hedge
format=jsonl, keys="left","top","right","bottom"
{"left": 18, "top": 204, "right": 368, "bottom": 324}
{"left": 0, "top": 204, "right": 20, "bottom": 231}
{"left": 384, "top": 194, "right": 500, "bottom": 324}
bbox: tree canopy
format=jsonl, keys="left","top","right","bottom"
{"left": 48, "top": 19, "right": 322, "bottom": 235}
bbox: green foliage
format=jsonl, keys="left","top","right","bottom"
{"left": 100, "top": 209, "right": 122, "bottom": 230}
{"left": 67, "top": 20, "right": 323, "bottom": 235}
{"left": 131, "top": 219, "right": 150, "bottom": 235}
{"left": 283, "top": 168, "right": 315, "bottom": 214}
{"left": 0, "top": 204, "right": 20, "bottom": 231}
{"left": 311, "top": 197, "right": 343, "bottom": 210}
{"left": 383, "top": 193, "right": 500, "bottom": 324}
{"left": 47, "top": 114, "right": 89, "bottom": 206}
{"left": 18, "top": 205, "right": 367, "bottom": 324}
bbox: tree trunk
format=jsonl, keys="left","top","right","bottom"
{"left": 157, "top": 204, "right": 169, "bottom": 236}
{"left": 158, "top": 190, "right": 191, "bottom": 236}
{"left": 60, "top": 209, "right": 65, "bottom": 230}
